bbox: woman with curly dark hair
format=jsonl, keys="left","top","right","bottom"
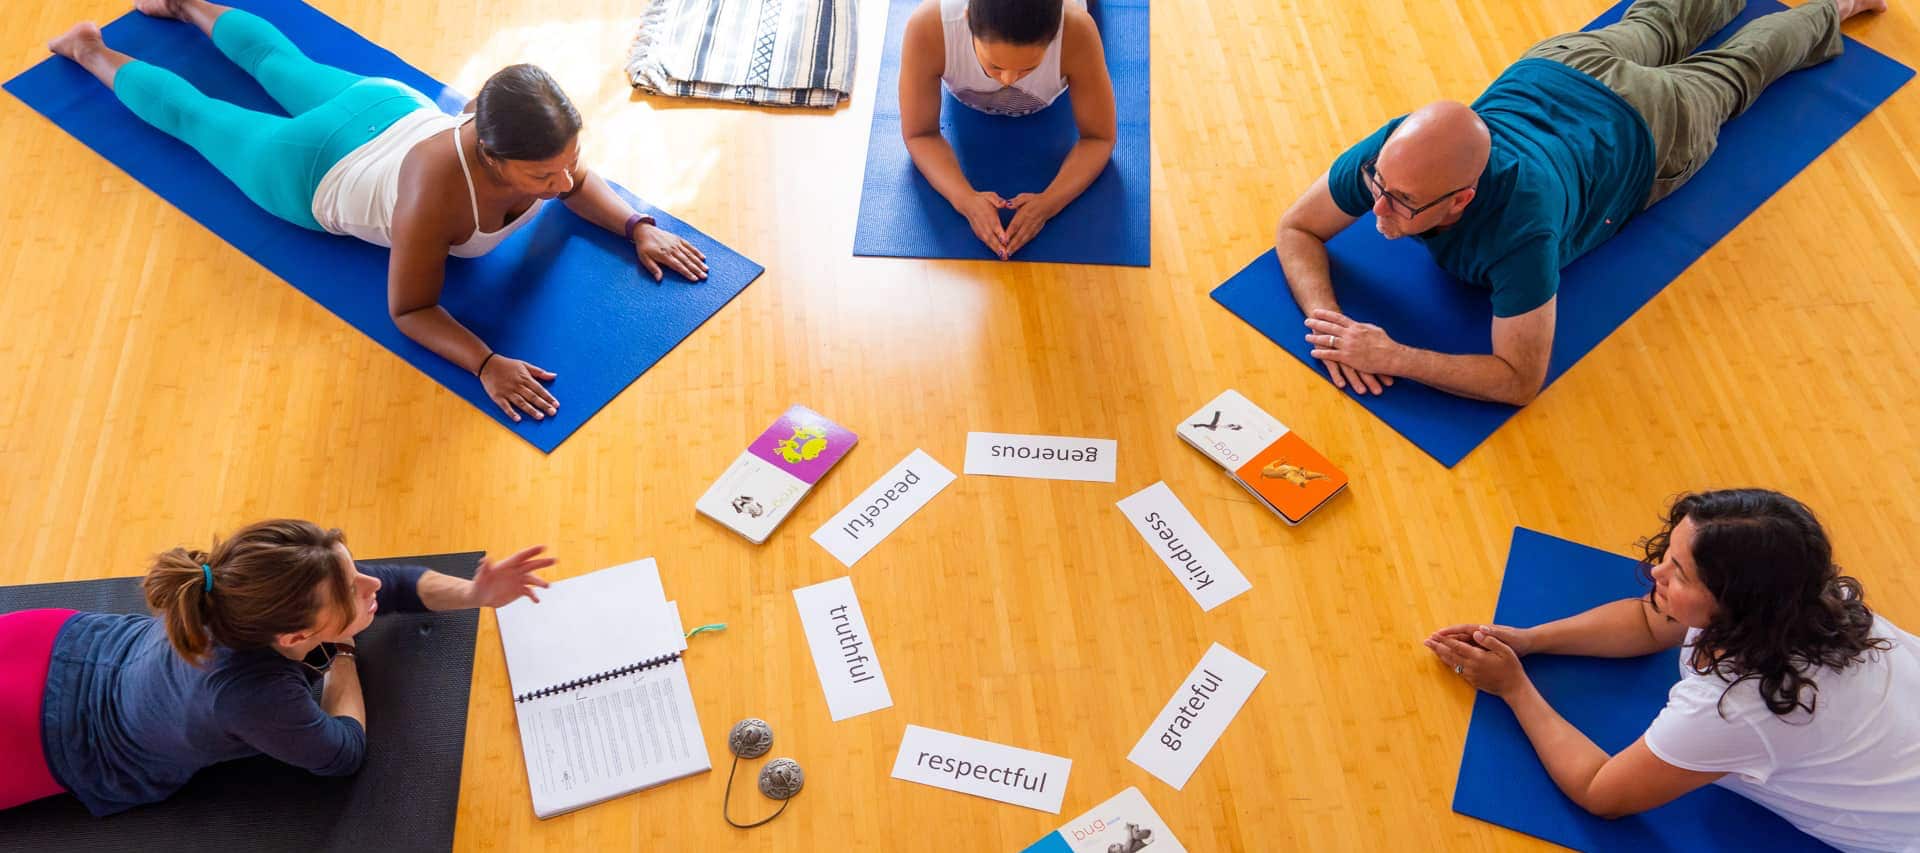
{"left": 1426, "top": 489, "right": 1920, "bottom": 851}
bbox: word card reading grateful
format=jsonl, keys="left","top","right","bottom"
{"left": 1126, "top": 643, "right": 1266, "bottom": 790}
{"left": 892, "top": 725, "right": 1073, "bottom": 813}
{"left": 792, "top": 576, "right": 893, "bottom": 721}
{"left": 812, "top": 449, "right": 956, "bottom": 567}
{"left": 963, "top": 431, "right": 1117, "bottom": 483}
{"left": 1115, "top": 482, "right": 1251, "bottom": 610}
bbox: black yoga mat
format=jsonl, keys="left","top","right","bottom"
{"left": 0, "top": 552, "right": 481, "bottom": 853}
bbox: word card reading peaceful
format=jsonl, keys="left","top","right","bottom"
{"left": 811, "top": 449, "right": 956, "bottom": 567}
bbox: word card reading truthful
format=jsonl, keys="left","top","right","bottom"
{"left": 792, "top": 576, "right": 893, "bottom": 721}
{"left": 1115, "top": 482, "right": 1252, "bottom": 610}
{"left": 811, "top": 449, "right": 956, "bottom": 567}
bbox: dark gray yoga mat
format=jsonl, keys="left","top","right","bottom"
{"left": 0, "top": 552, "right": 481, "bottom": 853}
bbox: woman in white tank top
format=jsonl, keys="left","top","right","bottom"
{"left": 1427, "top": 490, "right": 1920, "bottom": 852}
{"left": 47, "top": 1, "right": 709, "bottom": 424}
{"left": 898, "top": 0, "right": 1117, "bottom": 259}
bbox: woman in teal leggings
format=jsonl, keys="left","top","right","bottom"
{"left": 49, "top": 0, "right": 710, "bottom": 423}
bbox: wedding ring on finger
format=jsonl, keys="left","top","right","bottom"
{"left": 1453, "top": 665, "right": 1464, "bottom": 675}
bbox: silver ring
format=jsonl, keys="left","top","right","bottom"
{"left": 1326, "top": 334, "right": 1339, "bottom": 348}
{"left": 1453, "top": 665, "right": 1463, "bottom": 674}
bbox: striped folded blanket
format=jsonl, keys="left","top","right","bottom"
{"left": 627, "top": 0, "right": 856, "bottom": 108}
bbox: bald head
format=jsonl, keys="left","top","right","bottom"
{"left": 1377, "top": 100, "right": 1491, "bottom": 201}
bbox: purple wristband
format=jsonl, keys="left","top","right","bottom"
{"left": 623, "top": 213, "right": 657, "bottom": 242}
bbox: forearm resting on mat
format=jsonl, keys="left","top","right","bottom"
{"left": 322, "top": 655, "right": 366, "bottom": 728}
{"left": 1526, "top": 597, "right": 1686, "bottom": 658}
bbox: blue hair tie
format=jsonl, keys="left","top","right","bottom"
{"left": 200, "top": 563, "right": 214, "bottom": 593}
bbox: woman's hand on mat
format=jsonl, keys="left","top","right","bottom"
{"left": 465, "top": 545, "right": 556, "bottom": 608}
{"left": 1305, "top": 309, "right": 1400, "bottom": 395}
{"left": 1428, "top": 623, "right": 1534, "bottom": 657}
{"left": 1003, "top": 192, "right": 1060, "bottom": 258}
{"left": 480, "top": 355, "right": 559, "bottom": 423}
{"left": 956, "top": 191, "right": 1012, "bottom": 259}
{"left": 633, "top": 224, "right": 708, "bottom": 283}
{"left": 1426, "top": 626, "right": 1530, "bottom": 698}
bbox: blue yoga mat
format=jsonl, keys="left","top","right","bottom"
{"left": 4, "top": 0, "right": 763, "bottom": 453}
{"left": 1454, "top": 528, "right": 1830, "bottom": 851}
{"left": 1212, "top": 0, "right": 1912, "bottom": 467}
{"left": 853, "top": 0, "right": 1150, "bottom": 266}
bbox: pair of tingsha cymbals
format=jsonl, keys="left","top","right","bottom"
{"left": 724, "top": 718, "right": 803, "bottom": 828}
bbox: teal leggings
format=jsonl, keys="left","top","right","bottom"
{"left": 113, "top": 10, "right": 430, "bottom": 230}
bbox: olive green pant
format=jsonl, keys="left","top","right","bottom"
{"left": 1523, "top": 0, "right": 1843, "bottom": 206}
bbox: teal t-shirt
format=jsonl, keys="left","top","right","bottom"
{"left": 1328, "top": 58, "right": 1656, "bottom": 317}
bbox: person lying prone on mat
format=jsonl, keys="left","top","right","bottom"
{"left": 48, "top": 0, "right": 710, "bottom": 424}
{"left": 1425, "top": 489, "right": 1920, "bottom": 852}
{"left": 899, "top": 0, "right": 1117, "bottom": 259}
{"left": 0, "top": 519, "right": 553, "bottom": 816}
{"left": 1273, "top": 0, "right": 1885, "bottom": 405}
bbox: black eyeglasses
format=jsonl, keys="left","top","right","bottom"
{"left": 1362, "top": 159, "right": 1473, "bottom": 219}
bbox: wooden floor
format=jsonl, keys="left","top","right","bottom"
{"left": 5, "top": 0, "right": 1917, "bottom": 849}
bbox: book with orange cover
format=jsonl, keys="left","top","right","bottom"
{"left": 1175, "top": 390, "right": 1347, "bottom": 525}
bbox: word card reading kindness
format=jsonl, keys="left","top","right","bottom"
{"left": 1126, "top": 643, "right": 1266, "bottom": 790}
{"left": 792, "top": 576, "right": 893, "bottom": 721}
{"left": 812, "top": 449, "right": 956, "bottom": 567}
{"left": 892, "top": 725, "right": 1072, "bottom": 813}
{"left": 963, "top": 432, "right": 1117, "bottom": 482}
{"left": 1115, "top": 482, "right": 1252, "bottom": 611}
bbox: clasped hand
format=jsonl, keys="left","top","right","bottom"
{"left": 1303, "top": 309, "right": 1400, "bottom": 396}
{"left": 956, "top": 190, "right": 1059, "bottom": 260}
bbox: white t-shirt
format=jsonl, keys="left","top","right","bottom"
{"left": 1643, "top": 615, "right": 1920, "bottom": 853}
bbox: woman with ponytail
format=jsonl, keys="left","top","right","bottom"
{"left": 1426, "top": 490, "right": 1920, "bottom": 851}
{"left": 0, "top": 519, "right": 550, "bottom": 816}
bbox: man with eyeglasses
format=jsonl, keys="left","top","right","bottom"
{"left": 1272, "top": 0, "right": 1885, "bottom": 405}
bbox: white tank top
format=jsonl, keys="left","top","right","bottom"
{"left": 938, "top": 0, "right": 1080, "bottom": 117}
{"left": 311, "top": 111, "right": 546, "bottom": 259}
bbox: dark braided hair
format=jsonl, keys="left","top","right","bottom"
{"left": 1638, "top": 489, "right": 1890, "bottom": 717}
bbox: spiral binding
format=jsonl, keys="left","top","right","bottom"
{"left": 513, "top": 652, "right": 683, "bottom": 703}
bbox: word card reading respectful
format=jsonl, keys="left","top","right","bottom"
{"left": 812, "top": 449, "right": 956, "bottom": 567}
{"left": 892, "top": 725, "right": 1072, "bottom": 813}
{"left": 792, "top": 576, "right": 893, "bottom": 721}
{"left": 963, "top": 432, "right": 1117, "bottom": 482}
{"left": 1115, "top": 482, "right": 1252, "bottom": 610}
{"left": 1126, "top": 643, "right": 1266, "bottom": 790}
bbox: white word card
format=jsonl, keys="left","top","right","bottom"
{"left": 963, "top": 432, "right": 1117, "bottom": 483}
{"left": 812, "top": 449, "right": 956, "bottom": 567}
{"left": 1126, "top": 643, "right": 1266, "bottom": 790}
{"left": 1115, "top": 482, "right": 1251, "bottom": 611}
{"left": 892, "top": 725, "right": 1072, "bottom": 813}
{"left": 792, "top": 576, "right": 893, "bottom": 721}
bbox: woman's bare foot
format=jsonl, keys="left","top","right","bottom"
{"left": 49, "top": 22, "right": 131, "bottom": 86}
{"left": 47, "top": 22, "right": 104, "bottom": 62}
{"left": 133, "top": 0, "right": 184, "bottom": 19}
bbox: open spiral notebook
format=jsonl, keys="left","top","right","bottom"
{"left": 494, "top": 559, "right": 711, "bottom": 818}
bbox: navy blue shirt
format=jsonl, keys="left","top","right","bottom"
{"left": 39, "top": 563, "right": 426, "bottom": 816}
{"left": 1328, "top": 58, "right": 1657, "bottom": 317}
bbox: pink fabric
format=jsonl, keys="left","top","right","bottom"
{"left": 0, "top": 608, "right": 76, "bottom": 810}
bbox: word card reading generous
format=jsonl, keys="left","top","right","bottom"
{"left": 1115, "top": 482, "right": 1252, "bottom": 610}
{"left": 892, "top": 725, "right": 1072, "bottom": 813}
{"left": 1126, "top": 642, "right": 1266, "bottom": 790}
{"left": 792, "top": 576, "right": 894, "bottom": 721}
{"left": 812, "top": 449, "right": 956, "bottom": 567}
{"left": 963, "top": 431, "right": 1117, "bottom": 482}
